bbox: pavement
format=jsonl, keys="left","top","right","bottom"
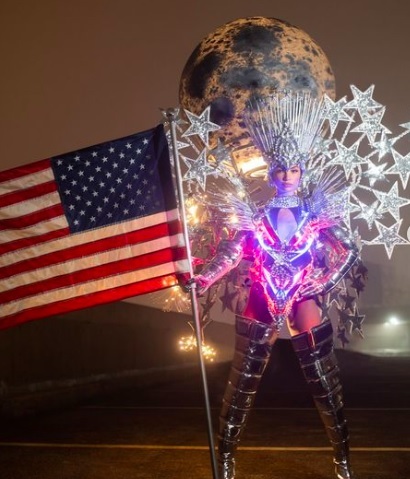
{"left": 0, "top": 339, "right": 409, "bottom": 479}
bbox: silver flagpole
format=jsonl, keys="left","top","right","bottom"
{"left": 164, "top": 108, "right": 219, "bottom": 479}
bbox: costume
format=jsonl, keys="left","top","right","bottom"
{"left": 194, "top": 187, "right": 358, "bottom": 479}
{"left": 184, "top": 91, "right": 361, "bottom": 479}
{"left": 178, "top": 87, "right": 410, "bottom": 479}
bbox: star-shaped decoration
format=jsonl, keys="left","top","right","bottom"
{"left": 346, "top": 85, "right": 383, "bottom": 114}
{"left": 354, "top": 261, "right": 368, "bottom": 279}
{"left": 318, "top": 298, "right": 332, "bottom": 319}
{"left": 337, "top": 307, "right": 354, "bottom": 329}
{"left": 387, "top": 150, "right": 410, "bottom": 189}
{"left": 337, "top": 326, "right": 350, "bottom": 348}
{"left": 326, "top": 285, "right": 344, "bottom": 307}
{"left": 311, "top": 137, "right": 335, "bottom": 162}
{"left": 375, "top": 183, "right": 410, "bottom": 222}
{"left": 349, "top": 274, "right": 366, "bottom": 295}
{"left": 179, "top": 152, "right": 198, "bottom": 169}
{"left": 347, "top": 200, "right": 363, "bottom": 220}
{"left": 351, "top": 107, "right": 391, "bottom": 144}
{"left": 371, "top": 131, "right": 399, "bottom": 159}
{"left": 368, "top": 220, "right": 409, "bottom": 259}
{"left": 353, "top": 199, "right": 385, "bottom": 229}
{"left": 208, "top": 139, "right": 232, "bottom": 168}
{"left": 362, "top": 160, "right": 389, "bottom": 187}
{"left": 183, "top": 148, "right": 214, "bottom": 190}
{"left": 165, "top": 129, "right": 190, "bottom": 151}
{"left": 219, "top": 285, "right": 238, "bottom": 312}
{"left": 339, "top": 291, "right": 357, "bottom": 311}
{"left": 399, "top": 121, "right": 410, "bottom": 133}
{"left": 350, "top": 309, "right": 365, "bottom": 338}
{"left": 182, "top": 107, "right": 220, "bottom": 147}
{"left": 322, "top": 95, "right": 353, "bottom": 134}
{"left": 331, "top": 140, "right": 366, "bottom": 177}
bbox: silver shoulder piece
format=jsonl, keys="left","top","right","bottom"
{"left": 205, "top": 190, "right": 256, "bottom": 231}
{"left": 306, "top": 168, "right": 350, "bottom": 226}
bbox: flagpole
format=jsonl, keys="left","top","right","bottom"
{"left": 164, "top": 108, "right": 219, "bottom": 479}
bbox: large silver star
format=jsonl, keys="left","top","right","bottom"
{"left": 375, "top": 183, "right": 410, "bottom": 222}
{"left": 368, "top": 220, "right": 409, "bottom": 259}
{"left": 208, "top": 138, "right": 232, "bottom": 170}
{"left": 353, "top": 199, "right": 385, "bottom": 229}
{"left": 322, "top": 95, "right": 353, "bottom": 134}
{"left": 331, "top": 140, "right": 366, "bottom": 177}
{"left": 182, "top": 106, "right": 220, "bottom": 147}
{"left": 165, "top": 129, "right": 190, "bottom": 151}
{"left": 387, "top": 150, "right": 410, "bottom": 189}
{"left": 346, "top": 85, "right": 383, "bottom": 113}
{"left": 351, "top": 108, "right": 391, "bottom": 143}
{"left": 183, "top": 148, "right": 214, "bottom": 190}
{"left": 371, "top": 131, "right": 399, "bottom": 159}
{"left": 363, "top": 160, "right": 389, "bottom": 187}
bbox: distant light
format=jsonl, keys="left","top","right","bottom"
{"left": 385, "top": 315, "right": 401, "bottom": 326}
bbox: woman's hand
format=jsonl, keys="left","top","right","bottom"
{"left": 183, "top": 275, "right": 211, "bottom": 296}
{"left": 298, "top": 279, "right": 325, "bottom": 298}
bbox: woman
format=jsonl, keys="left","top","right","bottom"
{"left": 187, "top": 92, "right": 360, "bottom": 479}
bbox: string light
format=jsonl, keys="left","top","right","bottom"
{"left": 178, "top": 336, "right": 217, "bottom": 362}
{"left": 163, "top": 285, "right": 191, "bottom": 313}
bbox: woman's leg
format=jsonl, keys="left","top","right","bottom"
{"left": 287, "top": 298, "right": 321, "bottom": 334}
{"left": 289, "top": 300, "right": 356, "bottom": 479}
{"left": 218, "top": 284, "right": 278, "bottom": 479}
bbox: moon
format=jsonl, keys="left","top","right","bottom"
{"left": 179, "top": 16, "right": 336, "bottom": 150}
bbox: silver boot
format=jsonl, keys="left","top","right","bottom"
{"left": 291, "top": 321, "right": 357, "bottom": 479}
{"left": 218, "top": 315, "right": 278, "bottom": 479}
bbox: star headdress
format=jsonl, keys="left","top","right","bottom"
{"left": 243, "top": 90, "right": 327, "bottom": 172}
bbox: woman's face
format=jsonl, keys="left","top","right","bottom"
{"left": 270, "top": 165, "right": 301, "bottom": 196}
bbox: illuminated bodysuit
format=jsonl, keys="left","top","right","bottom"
{"left": 189, "top": 92, "right": 360, "bottom": 479}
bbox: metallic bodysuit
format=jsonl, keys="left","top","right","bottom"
{"left": 195, "top": 198, "right": 359, "bottom": 479}
{"left": 201, "top": 199, "right": 358, "bottom": 329}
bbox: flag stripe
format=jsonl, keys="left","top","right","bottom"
{"left": 0, "top": 219, "right": 183, "bottom": 279}
{"left": 1, "top": 209, "right": 180, "bottom": 266}
{"left": 0, "top": 213, "right": 69, "bottom": 250}
{"left": 0, "top": 180, "right": 57, "bottom": 209}
{"left": 0, "top": 191, "right": 62, "bottom": 224}
{"left": 0, "top": 272, "right": 181, "bottom": 330}
{"left": 0, "top": 227, "right": 70, "bottom": 256}
{"left": 0, "top": 204, "right": 65, "bottom": 230}
{"left": 0, "top": 232, "right": 184, "bottom": 295}
{"left": 0, "top": 159, "right": 52, "bottom": 186}
{"left": 0, "top": 260, "right": 188, "bottom": 321}
{"left": 0, "top": 244, "right": 187, "bottom": 304}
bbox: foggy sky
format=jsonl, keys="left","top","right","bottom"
{"left": 1, "top": 0, "right": 409, "bottom": 313}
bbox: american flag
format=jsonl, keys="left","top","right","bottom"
{"left": 0, "top": 124, "right": 189, "bottom": 330}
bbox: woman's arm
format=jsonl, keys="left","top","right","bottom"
{"left": 298, "top": 224, "right": 359, "bottom": 298}
{"left": 185, "top": 230, "right": 248, "bottom": 295}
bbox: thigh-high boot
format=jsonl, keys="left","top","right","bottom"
{"left": 218, "top": 315, "right": 278, "bottom": 479}
{"left": 291, "top": 321, "right": 356, "bottom": 479}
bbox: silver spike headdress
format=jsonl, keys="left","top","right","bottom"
{"left": 243, "top": 90, "right": 327, "bottom": 173}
